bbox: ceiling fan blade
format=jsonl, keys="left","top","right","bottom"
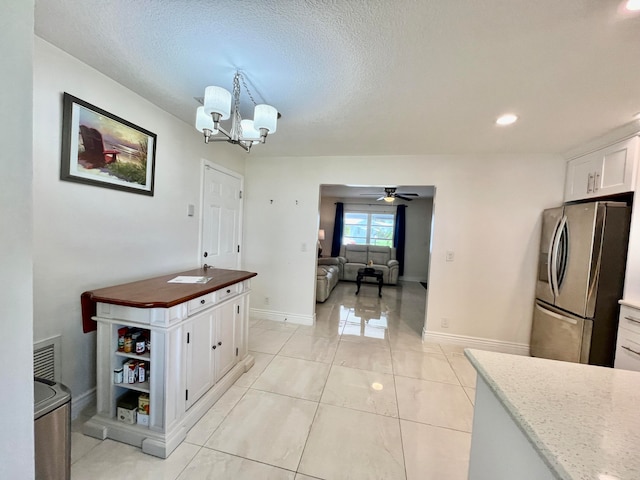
{"left": 398, "top": 193, "right": 419, "bottom": 196}
{"left": 359, "top": 193, "right": 382, "bottom": 196}
{"left": 395, "top": 194, "right": 414, "bottom": 201}
{"left": 376, "top": 196, "right": 386, "bottom": 201}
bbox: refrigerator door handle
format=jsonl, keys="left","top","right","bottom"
{"left": 546, "top": 215, "right": 562, "bottom": 299}
{"left": 535, "top": 303, "right": 578, "bottom": 325}
{"left": 550, "top": 215, "right": 567, "bottom": 298}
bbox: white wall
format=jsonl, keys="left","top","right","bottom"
{"left": 319, "top": 195, "right": 339, "bottom": 255}
{"left": 244, "top": 154, "right": 565, "bottom": 345}
{"left": 403, "top": 197, "right": 432, "bottom": 282}
{"left": 318, "top": 195, "right": 432, "bottom": 282}
{"left": 0, "top": 2, "right": 35, "bottom": 478}
{"left": 32, "top": 38, "right": 245, "bottom": 404}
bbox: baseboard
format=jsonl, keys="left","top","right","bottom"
{"left": 423, "top": 329, "right": 530, "bottom": 356}
{"left": 71, "top": 387, "right": 96, "bottom": 420}
{"left": 399, "top": 276, "right": 426, "bottom": 283}
{"left": 250, "top": 308, "right": 314, "bottom": 326}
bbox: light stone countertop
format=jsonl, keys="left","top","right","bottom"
{"left": 465, "top": 349, "right": 640, "bottom": 480}
{"left": 619, "top": 298, "right": 640, "bottom": 310}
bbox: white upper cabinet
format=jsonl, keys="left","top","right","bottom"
{"left": 564, "top": 136, "right": 639, "bottom": 202}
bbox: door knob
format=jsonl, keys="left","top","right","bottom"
{"left": 201, "top": 299, "right": 205, "bottom": 304}
{"left": 218, "top": 341, "right": 222, "bottom": 346}
{"left": 212, "top": 345, "right": 216, "bottom": 350}
{"left": 204, "top": 252, "right": 208, "bottom": 257}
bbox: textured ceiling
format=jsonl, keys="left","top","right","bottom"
{"left": 35, "top": 0, "right": 640, "bottom": 157}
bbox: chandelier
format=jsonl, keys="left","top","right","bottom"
{"left": 195, "top": 71, "right": 278, "bottom": 152}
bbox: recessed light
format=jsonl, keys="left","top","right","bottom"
{"left": 626, "top": 0, "right": 640, "bottom": 11}
{"left": 496, "top": 113, "right": 518, "bottom": 126}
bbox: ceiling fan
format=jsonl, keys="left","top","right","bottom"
{"left": 361, "top": 187, "right": 419, "bottom": 202}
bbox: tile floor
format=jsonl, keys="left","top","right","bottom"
{"left": 71, "top": 281, "right": 477, "bottom": 479}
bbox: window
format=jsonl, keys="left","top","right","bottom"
{"left": 343, "top": 211, "right": 394, "bottom": 246}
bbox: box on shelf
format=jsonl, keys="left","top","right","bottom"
{"left": 118, "top": 406, "right": 136, "bottom": 424}
{"left": 137, "top": 411, "right": 149, "bottom": 426}
{"left": 116, "top": 391, "right": 139, "bottom": 425}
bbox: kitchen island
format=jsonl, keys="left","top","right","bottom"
{"left": 465, "top": 349, "right": 640, "bottom": 480}
{"left": 83, "top": 267, "right": 257, "bottom": 458}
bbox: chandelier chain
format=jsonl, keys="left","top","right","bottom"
{"left": 237, "top": 72, "right": 259, "bottom": 107}
{"left": 232, "top": 73, "right": 243, "bottom": 137}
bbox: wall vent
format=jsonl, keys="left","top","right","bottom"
{"left": 34, "top": 335, "right": 61, "bottom": 382}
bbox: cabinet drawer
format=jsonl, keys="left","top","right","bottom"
{"left": 187, "top": 293, "right": 215, "bottom": 315}
{"left": 615, "top": 327, "right": 640, "bottom": 372}
{"left": 619, "top": 305, "right": 640, "bottom": 335}
{"left": 215, "top": 284, "right": 239, "bottom": 302}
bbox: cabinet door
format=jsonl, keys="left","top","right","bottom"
{"left": 184, "top": 310, "right": 214, "bottom": 410}
{"left": 564, "top": 154, "right": 597, "bottom": 202}
{"left": 214, "top": 301, "right": 237, "bottom": 381}
{"left": 594, "top": 136, "right": 638, "bottom": 196}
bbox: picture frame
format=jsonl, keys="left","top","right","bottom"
{"left": 60, "top": 92, "right": 157, "bottom": 196}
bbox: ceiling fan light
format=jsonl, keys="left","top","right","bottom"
{"left": 195, "top": 106, "right": 217, "bottom": 134}
{"left": 204, "top": 86, "right": 231, "bottom": 120}
{"left": 383, "top": 196, "right": 395, "bottom": 203}
{"left": 253, "top": 104, "right": 278, "bottom": 134}
{"left": 496, "top": 113, "right": 518, "bottom": 126}
{"left": 240, "top": 119, "right": 261, "bottom": 144}
{"left": 626, "top": 0, "right": 640, "bottom": 11}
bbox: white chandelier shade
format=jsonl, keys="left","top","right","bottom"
{"left": 195, "top": 106, "right": 216, "bottom": 134}
{"left": 253, "top": 104, "right": 278, "bottom": 134}
{"left": 204, "top": 86, "right": 232, "bottom": 119}
{"left": 240, "top": 119, "right": 261, "bottom": 142}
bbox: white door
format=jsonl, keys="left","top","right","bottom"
{"left": 201, "top": 164, "right": 242, "bottom": 269}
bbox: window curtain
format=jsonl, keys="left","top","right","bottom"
{"left": 331, "top": 202, "right": 344, "bottom": 257}
{"left": 394, "top": 204, "right": 407, "bottom": 276}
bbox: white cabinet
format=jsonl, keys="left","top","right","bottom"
{"left": 615, "top": 302, "right": 640, "bottom": 372}
{"left": 184, "top": 310, "right": 215, "bottom": 409}
{"left": 215, "top": 300, "right": 240, "bottom": 380}
{"left": 184, "top": 299, "right": 239, "bottom": 409}
{"left": 83, "top": 270, "right": 256, "bottom": 458}
{"left": 564, "top": 136, "right": 638, "bottom": 202}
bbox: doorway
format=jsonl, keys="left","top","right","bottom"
{"left": 317, "top": 184, "right": 435, "bottom": 334}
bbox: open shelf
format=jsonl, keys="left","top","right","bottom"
{"left": 114, "top": 381, "right": 149, "bottom": 393}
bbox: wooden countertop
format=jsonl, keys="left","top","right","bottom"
{"left": 81, "top": 268, "right": 257, "bottom": 332}
{"left": 84, "top": 267, "right": 257, "bottom": 308}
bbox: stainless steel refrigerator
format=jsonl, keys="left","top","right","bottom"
{"left": 530, "top": 201, "right": 631, "bottom": 367}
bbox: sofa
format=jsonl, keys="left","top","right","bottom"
{"left": 316, "top": 257, "right": 341, "bottom": 302}
{"left": 338, "top": 245, "right": 399, "bottom": 285}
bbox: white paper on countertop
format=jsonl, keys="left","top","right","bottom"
{"left": 167, "top": 276, "right": 212, "bottom": 284}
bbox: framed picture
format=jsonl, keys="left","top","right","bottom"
{"left": 60, "top": 92, "right": 157, "bottom": 196}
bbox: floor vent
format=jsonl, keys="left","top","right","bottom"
{"left": 34, "top": 335, "right": 61, "bottom": 382}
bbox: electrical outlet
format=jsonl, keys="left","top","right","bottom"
{"left": 446, "top": 251, "right": 455, "bottom": 262}
{"left": 301, "top": 242, "right": 307, "bottom": 252}
{"left": 441, "top": 318, "right": 449, "bottom": 328}
{"left": 264, "top": 296, "right": 270, "bottom": 305}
